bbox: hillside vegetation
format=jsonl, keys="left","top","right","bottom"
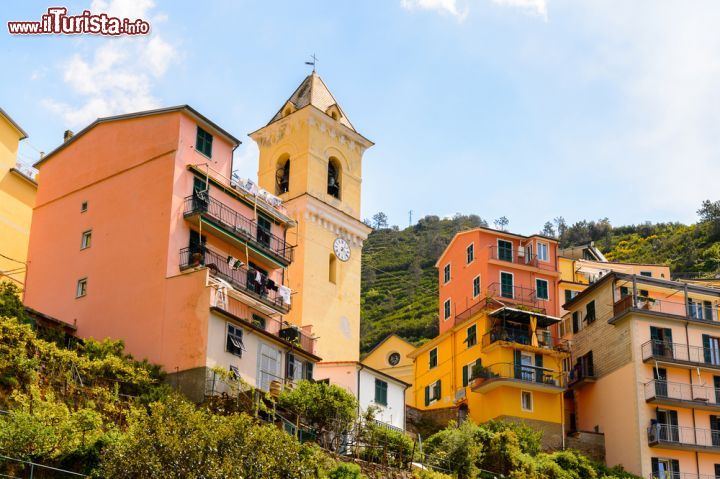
{"left": 360, "top": 200, "right": 720, "bottom": 352}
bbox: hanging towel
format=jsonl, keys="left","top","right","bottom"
{"left": 267, "top": 279, "right": 278, "bottom": 291}
{"left": 255, "top": 271, "right": 262, "bottom": 283}
{"left": 278, "top": 286, "right": 291, "bottom": 305}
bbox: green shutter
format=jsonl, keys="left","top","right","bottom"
{"left": 651, "top": 458, "right": 659, "bottom": 477}
{"left": 304, "top": 362, "right": 314, "bottom": 381}
{"left": 535, "top": 354, "right": 544, "bottom": 383}
{"left": 424, "top": 386, "right": 430, "bottom": 406}
{"left": 514, "top": 350, "right": 522, "bottom": 380}
{"left": 462, "top": 365, "right": 469, "bottom": 387}
{"left": 704, "top": 335, "right": 712, "bottom": 363}
{"left": 434, "top": 380, "right": 441, "bottom": 400}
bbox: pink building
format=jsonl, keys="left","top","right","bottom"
{"left": 25, "top": 106, "right": 318, "bottom": 400}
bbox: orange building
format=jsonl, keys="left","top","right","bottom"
{"left": 24, "top": 105, "right": 318, "bottom": 400}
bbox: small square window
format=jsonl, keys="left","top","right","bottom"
{"left": 521, "top": 390, "right": 533, "bottom": 411}
{"left": 81, "top": 230, "right": 92, "bottom": 250}
{"left": 536, "top": 279, "right": 549, "bottom": 300}
{"left": 196, "top": 126, "right": 213, "bottom": 158}
{"left": 226, "top": 323, "right": 244, "bottom": 357}
{"left": 80, "top": 201, "right": 88, "bottom": 212}
{"left": 76, "top": 278, "right": 87, "bottom": 298}
{"left": 443, "top": 264, "right": 451, "bottom": 283}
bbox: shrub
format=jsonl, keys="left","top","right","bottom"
{"left": 424, "top": 420, "right": 483, "bottom": 479}
{"left": 327, "top": 462, "right": 366, "bottom": 479}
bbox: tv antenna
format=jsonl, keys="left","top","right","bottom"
{"left": 305, "top": 54, "right": 318, "bottom": 73}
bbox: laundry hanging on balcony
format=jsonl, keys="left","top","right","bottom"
{"left": 278, "top": 285, "right": 291, "bottom": 305}
{"left": 530, "top": 315, "right": 539, "bottom": 347}
{"left": 227, "top": 256, "right": 244, "bottom": 270}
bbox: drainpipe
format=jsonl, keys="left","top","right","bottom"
{"left": 357, "top": 363, "right": 363, "bottom": 420}
{"left": 632, "top": 276, "right": 638, "bottom": 309}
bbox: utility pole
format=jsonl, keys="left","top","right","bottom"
{"left": 409, "top": 210, "right": 413, "bottom": 227}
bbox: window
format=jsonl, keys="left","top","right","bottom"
{"left": 619, "top": 286, "right": 629, "bottom": 298}
{"left": 473, "top": 276, "right": 481, "bottom": 298}
{"left": 258, "top": 344, "right": 281, "bottom": 391}
{"left": 564, "top": 289, "right": 578, "bottom": 303}
{"left": 586, "top": 301, "right": 596, "bottom": 324}
{"left": 498, "top": 239, "right": 513, "bottom": 262}
{"left": 80, "top": 230, "right": 92, "bottom": 249}
{"left": 276, "top": 157, "right": 290, "bottom": 194}
{"left": 195, "top": 126, "right": 213, "bottom": 157}
{"left": 425, "top": 380, "right": 442, "bottom": 405}
{"left": 536, "top": 279, "right": 549, "bottom": 300}
{"left": 80, "top": 201, "right": 88, "bottom": 212}
{"left": 572, "top": 311, "right": 581, "bottom": 334}
{"left": 443, "top": 299, "right": 451, "bottom": 320}
{"left": 652, "top": 458, "right": 680, "bottom": 479}
{"left": 537, "top": 242, "right": 549, "bottom": 262}
{"left": 462, "top": 359, "right": 481, "bottom": 387}
{"left": 429, "top": 348, "right": 438, "bottom": 369}
{"left": 388, "top": 352, "right": 401, "bottom": 366}
{"left": 443, "top": 264, "right": 451, "bottom": 283}
{"left": 640, "top": 271, "right": 652, "bottom": 277}
{"left": 76, "top": 278, "right": 87, "bottom": 298}
{"left": 329, "top": 254, "right": 337, "bottom": 284}
{"left": 375, "top": 378, "right": 388, "bottom": 406}
{"left": 252, "top": 314, "right": 266, "bottom": 329}
{"left": 466, "top": 324, "right": 477, "bottom": 347}
{"left": 466, "top": 243, "right": 474, "bottom": 263}
{"left": 256, "top": 214, "right": 272, "bottom": 247}
{"left": 229, "top": 365, "right": 240, "bottom": 380}
{"left": 521, "top": 390, "right": 533, "bottom": 411}
{"left": 500, "top": 272, "right": 514, "bottom": 298}
{"left": 327, "top": 158, "right": 341, "bottom": 199}
{"left": 226, "top": 324, "right": 244, "bottom": 357}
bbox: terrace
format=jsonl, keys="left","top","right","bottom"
{"left": 488, "top": 245, "right": 556, "bottom": 272}
{"left": 470, "top": 362, "right": 565, "bottom": 393}
{"left": 644, "top": 380, "right": 720, "bottom": 412}
{"left": 641, "top": 340, "right": 720, "bottom": 371}
{"left": 481, "top": 307, "right": 567, "bottom": 353}
{"left": 647, "top": 423, "right": 720, "bottom": 452}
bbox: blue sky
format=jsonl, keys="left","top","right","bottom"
{"left": 3, "top": 1, "right": 720, "bottom": 235}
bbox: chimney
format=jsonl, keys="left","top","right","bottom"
{"left": 63, "top": 130, "right": 74, "bottom": 142}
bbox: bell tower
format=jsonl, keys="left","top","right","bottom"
{"left": 250, "top": 73, "right": 373, "bottom": 364}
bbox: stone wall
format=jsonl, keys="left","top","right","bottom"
{"left": 495, "top": 415, "right": 564, "bottom": 451}
{"left": 566, "top": 431, "right": 606, "bottom": 463}
{"left": 406, "top": 404, "right": 458, "bottom": 439}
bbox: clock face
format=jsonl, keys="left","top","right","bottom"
{"left": 333, "top": 237, "right": 351, "bottom": 262}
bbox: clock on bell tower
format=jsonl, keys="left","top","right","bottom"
{"left": 250, "top": 72, "right": 373, "bottom": 364}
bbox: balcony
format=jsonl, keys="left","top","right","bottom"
{"left": 183, "top": 194, "right": 293, "bottom": 266}
{"left": 486, "top": 282, "right": 548, "bottom": 312}
{"left": 641, "top": 340, "right": 720, "bottom": 371}
{"left": 488, "top": 246, "right": 556, "bottom": 272}
{"left": 470, "top": 362, "right": 565, "bottom": 393}
{"left": 647, "top": 423, "right": 720, "bottom": 452}
{"left": 644, "top": 380, "right": 720, "bottom": 411}
{"left": 568, "top": 359, "right": 596, "bottom": 388}
{"left": 180, "top": 246, "right": 290, "bottom": 314}
{"left": 613, "top": 294, "right": 719, "bottom": 324}
{"left": 645, "top": 474, "right": 717, "bottom": 479}
{"left": 213, "top": 292, "right": 315, "bottom": 355}
{"left": 482, "top": 326, "right": 565, "bottom": 352}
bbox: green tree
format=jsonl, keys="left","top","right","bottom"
{"left": 0, "top": 282, "right": 28, "bottom": 323}
{"left": 423, "top": 420, "right": 483, "bottom": 479}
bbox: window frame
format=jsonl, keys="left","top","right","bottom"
{"left": 497, "top": 239, "right": 513, "bottom": 262}
{"left": 80, "top": 201, "right": 88, "bottom": 213}
{"left": 537, "top": 241, "right": 549, "bottom": 262}
{"left": 374, "top": 378, "right": 389, "bottom": 406}
{"left": 472, "top": 275, "right": 481, "bottom": 298}
{"left": 521, "top": 390, "right": 533, "bottom": 412}
{"left": 500, "top": 271, "right": 514, "bottom": 298}
{"left": 466, "top": 324, "right": 477, "bottom": 348}
{"left": 226, "top": 323, "right": 244, "bottom": 357}
{"left": 80, "top": 230, "right": 92, "bottom": 250}
{"left": 443, "top": 298, "right": 451, "bottom": 321}
{"left": 466, "top": 243, "right": 474, "bottom": 264}
{"left": 75, "top": 278, "right": 88, "bottom": 298}
{"left": 429, "top": 348, "right": 438, "bottom": 369}
{"left": 443, "top": 263, "right": 451, "bottom": 284}
{"left": 536, "top": 278, "right": 549, "bottom": 300}
{"left": 586, "top": 300, "right": 596, "bottom": 324}
{"left": 195, "top": 126, "right": 213, "bottom": 158}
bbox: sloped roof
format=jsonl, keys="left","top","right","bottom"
{"left": 268, "top": 73, "right": 355, "bottom": 131}
{"left": 0, "top": 107, "right": 28, "bottom": 139}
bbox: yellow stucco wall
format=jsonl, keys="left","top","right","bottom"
{"left": 0, "top": 113, "right": 35, "bottom": 287}
{"left": 361, "top": 335, "right": 416, "bottom": 406}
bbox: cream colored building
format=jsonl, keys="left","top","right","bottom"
{"left": 361, "top": 334, "right": 417, "bottom": 406}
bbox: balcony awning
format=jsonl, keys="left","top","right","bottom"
{"left": 489, "top": 306, "right": 561, "bottom": 327}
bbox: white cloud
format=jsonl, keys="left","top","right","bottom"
{"left": 492, "top": 0, "right": 547, "bottom": 20}
{"left": 44, "top": 0, "right": 178, "bottom": 128}
{"left": 400, "top": 0, "right": 468, "bottom": 20}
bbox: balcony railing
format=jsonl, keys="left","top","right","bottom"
{"left": 645, "top": 474, "right": 716, "bottom": 479}
{"left": 471, "top": 362, "right": 565, "bottom": 388}
{"left": 180, "top": 246, "right": 290, "bottom": 313}
{"left": 214, "top": 293, "right": 314, "bottom": 355}
{"left": 568, "top": 360, "right": 595, "bottom": 386}
{"left": 184, "top": 194, "right": 293, "bottom": 264}
{"left": 614, "top": 295, "right": 719, "bottom": 322}
{"left": 487, "top": 282, "right": 547, "bottom": 311}
{"left": 647, "top": 423, "right": 720, "bottom": 450}
{"left": 641, "top": 340, "right": 720, "bottom": 369}
{"left": 645, "top": 379, "right": 720, "bottom": 407}
{"left": 482, "top": 326, "right": 564, "bottom": 351}
{"left": 488, "top": 246, "right": 555, "bottom": 271}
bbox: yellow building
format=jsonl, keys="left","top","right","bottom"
{"left": 250, "top": 73, "right": 373, "bottom": 383}
{"left": 0, "top": 107, "right": 36, "bottom": 287}
{"left": 361, "top": 334, "right": 417, "bottom": 406}
{"left": 410, "top": 303, "right": 569, "bottom": 449}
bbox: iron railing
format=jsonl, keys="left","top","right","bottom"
{"left": 214, "top": 292, "right": 314, "bottom": 354}
{"left": 614, "top": 295, "right": 719, "bottom": 322}
{"left": 180, "top": 246, "right": 290, "bottom": 313}
{"left": 568, "top": 359, "right": 595, "bottom": 385}
{"left": 486, "top": 282, "right": 547, "bottom": 311}
{"left": 488, "top": 246, "right": 556, "bottom": 271}
{"left": 644, "top": 379, "right": 720, "bottom": 406}
{"left": 645, "top": 473, "right": 715, "bottom": 479}
{"left": 184, "top": 194, "right": 293, "bottom": 263}
{"left": 647, "top": 423, "right": 720, "bottom": 449}
{"left": 482, "top": 326, "right": 563, "bottom": 350}
{"left": 471, "top": 362, "right": 565, "bottom": 388}
{"left": 641, "top": 340, "right": 720, "bottom": 368}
